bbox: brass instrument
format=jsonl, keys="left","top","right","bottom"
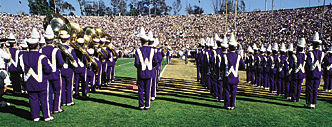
{"left": 84, "top": 27, "right": 106, "bottom": 62}
{"left": 69, "top": 23, "right": 99, "bottom": 74}
{"left": 105, "top": 35, "right": 118, "bottom": 60}
{"left": 43, "top": 14, "right": 76, "bottom": 63}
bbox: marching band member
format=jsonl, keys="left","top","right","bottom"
{"left": 253, "top": 43, "right": 259, "bottom": 86}
{"left": 203, "top": 38, "right": 212, "bottom": 93}
{"left": 93, "top": 37, "right": 106, "bottom": 90}
{"left": 259, "top": 44, "right": 266, "bottom": 88}
{"left": 73, "top": 36, "right": 88, "bottom": 98}
{"left": 147, "top": 31, "right": 158, "bottom": 101}
{"left": 216, "top": 34, "right": 228, "bottom": 102}
{"left": 323, "top": 46, "right": 332, "bottom": 92}
{"left": 305, "top": 32, "right": 324, "bottom": 109}
{"left": 59, "top": 30, "right": 78, "bottom": 106}
{"left": 17, "top": 28, "right": 53, "bottom": 121}
{"left": 99, "top": 38, "right": 108, "bottom": 87}
{"left": 211, "top": 38, "right": 218, "bottom": 98}
{"left": 104, "top": 38, "right": 114, "bottom": 84}
{"left": 277, "top": 43, "right": 287, "bottom": 96}
{"left": 285, "top": 43, "right": 294, "bottom": 100}
{"left": 135, "top": 27, "right": 158, "bottom": 110}
{"left": 156, "top": 39, "right": 165, "bottom": 82}
{"left": 0, "top": 39, "right": 11, "bottom": 108}
{"left": 85, "top": 36, "right": 96, "bottom": 95}
{"left": 246, "top": 46, "right": 254, "bottom": 84}
{"left": 166, "top": 47, "right": 172, "bottom": 64}
{"left": 271, "top": 43, "right": 279, "bottom": 93}
{"left": 265, "top": 44, "right": 272, "bottom": 90}
{"left": 7, "top": 33, "right": 22, "bottom": 95}
{"left": 110, "top": 42, "right": 118, "bottom": 82}
{"left": 39, "top": 25, "right": 65, "bottom": 113}
{"left": 196, "top": 39, "right": 204, "bottom": 82}
{"left": 223, "top": 33, "right": 245, "bottom": 110}
{"left": 291, "top": 38, "right": 306, "bottom": 102}
{"left": 185, "top": 44, "right": 189, "bottom": 65}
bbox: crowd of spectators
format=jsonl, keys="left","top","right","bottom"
{"left": 0, "top": 5, "right": 331, "bottom": 57}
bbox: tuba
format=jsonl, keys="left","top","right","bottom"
{"left": 105, "top": 35, "right": 118, "bottom": 60}
{"left": 95, "top": 27, "right": 110, "bottom": 58}
{"left": 84, "top": 27, "right": 106, "bottom": 62}
{"left": 69, "top": 23, "right": 99, "bottom": 74}
{"left": 43, "top": 14, "right": 76, "bottom": 63}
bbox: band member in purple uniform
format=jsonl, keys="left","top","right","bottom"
{"left": 216, "top": 34, "right": 228, "bottom": 102}
{"left": 277, "top": 43, "right": 287, "bottom": 96}
{"left": 222, "top": 33, "right": 245, "bottom": 110}
{"left": 285, "top": 43, "right": 294, "bottom": 100}
{"left": 72, "top": 35, "right": 88, "bottom": 98}
{"left": 253, "top": 43, "right": 259, "bottom": 85}
{"left": 39, "top": 25, "right": 65, "bottom": 113}
{"left": 259, "top": 45, "right": 267, "bottom": 88}
{"left": 305, "top": 32, "right": 325, "bottom": 109}
{"left": 203, "top": 38, "right": 213, "bottom": 93}
{"left": 7, "top": 33, "right": 22, "bottom": 94}
{"left": 291, "top": 38, "right": 306, "bottom": 102}
{"left": 59, "top": 30, "right": 78, "bottom": 106}
{"left": 135, "top": 27, "right": 158, "bottom": 110}
{"left": 271, "top": 43, "right": 279, "bottom": 93}
{"left": 17, "top": 28, "right": 53, "bottom": 121}
{"left": 246, "top": 46, "right": 254, "bottom": 84}
{"left": 196, "top": 39, "right": 204, "bottom": 82}
{"left": 147, "top": 31, "right": 157, "bottom": 101}
{"left": 323, "top": 46, "right": 332, "bottom": 92}
{"left": 265, "top": 44, "right": 272, "bottom": 90}
{"left": 104, "top": 38, "right": 114, "bottom": 84}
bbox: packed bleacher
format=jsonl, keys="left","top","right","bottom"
{"left": 0, "top": 5, "right": 331, "bottom": 56}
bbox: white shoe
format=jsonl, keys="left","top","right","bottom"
{"left": 287, "top": 97, "right": 292, "bottom": 100}
{"left": 44, "top": 117, "right": 54, "bottom": 121}
{"left": 151, "top": 97, "right": 155, "bottom": 101}
{"left": 0, "top": 101, "right": 10, "bottom": 108}
{"left": 33, "top": 118, "right": 40, "bottom": 122}
{"left": 329, "top": 90, "right": 331, "bottom": 92}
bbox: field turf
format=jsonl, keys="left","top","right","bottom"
{"left": 0, "top": 58, "right": 331, "bottom": 127}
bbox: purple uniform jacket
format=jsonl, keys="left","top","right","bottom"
{"left": 216, "top": 52, "right": 227, "bottom": 79}
{"left": 306, "top": 49, "right": 324, "bottom": 79}
{"left": 292, "top": 52, "right": 306, "bottom": 79}
{"left": 135, "top": 46, "right": 158, "bottom": 79}
{"left": 196, "top": 49, "right": 203, "bottom": 66}
{"left": 323, "top": 55, "right": 332, "bottom": 76}
{"left": 17, "top": 51, "right": 52, "bottom": 91}
{"left": 286, "top": 54, "right": 294, "bottom": 76}
{"left": 105, "top": 47, "right": 114, "bottom": 66}
{"left": 253, "top": 53, "right": 260, "bottom": 71}
{"left": 271, "top": 55, "right": 279, "bottom": 74}
{"left": 202, "top": 49, "right": 212, "bottom": 73}
{"left": 8, "top": 48, "right": 20, "bottom": 72}
{"left": 265, "top": 55, "right": 272, "bottom": 73}
{"left": 40, "top": 45, "right": 65, "bottom": 80}
{"left": 224, "top": 52, "right": 245, "bottom": 84}
{"left": 259, "top": 55, "right": 266, "bottom": 73}
{"left": 157, "top": 48, "right": 164, "bottom": 67}
{"left": 61, "top": 45, "right": 79, "bottom": 76}
{"left": 278, "top": 55, "right": 287, "bottom": 78}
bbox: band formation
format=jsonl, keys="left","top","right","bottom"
{"left": 0, "top": 14, "right": 331, "bottom": 122}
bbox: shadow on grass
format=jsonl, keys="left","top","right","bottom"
{"left": 0, "top": 105, "right": 31, "bottom": 120}
{"left": 75, "top": 94, "right": 138, "bottom": 110}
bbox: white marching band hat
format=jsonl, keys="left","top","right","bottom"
{"left": 312, "top": 32, "right": 322, "bottom": 44}
{"left": 154, "top": 38, "right": 160, "bottom": 47}
{"left": 100, "top": 37, "right": 107, "bottom": 42}
{"left": 138, "top": 27, "right": 149, "bottom": 41}
{"left": 288, "top": 43, "right": 293, "bottom": 52}
{"left": 248, "top": 46, "right": 254, "bottom": 53}
{"left": 297, "top": 38, "right": 306, "bottom": 47}
{"left": 228, "top": 33, "right": 237, "bottom": 46}
{"left": 27, "top": 28, "right": 40, "bottom": 45}
{"left": 199, "top": 38, "right": 205, "bottom": 46}
{"left": 267, "top": 44, "right": 272, "bottom": 52}
{"left": 20, "top": 38, "right": 28, "bottom": 48}
{"left": 253, "top": 43, "right": 258, "bottom": 50}
{"left": 148, "top": 31, "right": 154, "bottom": 42}
{"left": 272, "top": 42, "right": 279, "bottom": 51}
{"left": 8, "top": 33, "right": 16, "bottom": 43}
{"left": 59, "top": 30, "right": 70, "bottom": 39}
{"left": 39, "top": 36, "right": 46, "bottom": 44}
{"left": 280, "top": 43, "right": 287, "bottom": 52}
{"left": 308, "top": 45, "right": 313, "bottom": 51}
{"left": 77, "top": 38, "right": 85, "bottom": 44}
{"left": 260, "top": 44, "right": 266, "bottom": 52}
{"left": 214, "top": 33, "right": 222, "bottom": 42}
{"left": 44, "top": 25, "right": 54, "bottom": 39}
{"left": 221, "top": 35, "right": 228, "bottom": 48}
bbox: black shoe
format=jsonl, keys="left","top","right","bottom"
{"left": 73, "top": 94, "right": 80, "bottom": 98}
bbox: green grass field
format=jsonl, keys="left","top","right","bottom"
{"left": 1, "top": 58, "right": 332, "bottom": 127}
